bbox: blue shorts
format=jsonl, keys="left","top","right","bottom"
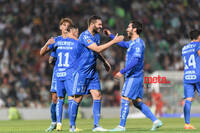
{"left": 121, "top": 76, "right": 143, "bottom": 100}
{"left": 72, "top": 72, "right": 101, "bottom": 95}
{"left": 183, "top": 82, "right": 200, "bottom": 99}
{"left": 50, "top": 71, "right": 57, "bottom": 93}
{"left": 56, "top": 77, "right": 73, "bottom": 97}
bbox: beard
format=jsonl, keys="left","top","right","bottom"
{"left": 93, "top": 26, "right": 101, "bottom": 33}
{"left": 128, "top": 32, "right": 133, "bottom": 39}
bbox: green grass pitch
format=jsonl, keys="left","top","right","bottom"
{"left": 0, "top": 118, "right": 199, "bottom": 133}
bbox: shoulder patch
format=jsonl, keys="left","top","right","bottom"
{"left": 136, "top": 47, "right": 141, "bottom": 52}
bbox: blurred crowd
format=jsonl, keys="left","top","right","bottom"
{"left": 0, "top": 0, "right": 199, "bottom": 108}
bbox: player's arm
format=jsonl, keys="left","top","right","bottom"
{"left": 104, "top": 29, "right": 129, "bottom": 48}
{"left": 196, "top": 43, "right": 200, "bottom": 56}
{"left": 114, "top": 45, "right": 142, "bottom": 79}
{"left": 198, "top": 50, "right": 200, "bottom": 56}
{"left": 98, "top": 53, "right": 111, "bottom": 72}
{"left": 86, "top": 34, "right": 124, "bottom": 53}
{"left": 114, "top": 57, "right": 139, "bottom": 79}
{"left": 40, "top": 37, "right": 55, "bottom": 56}
{"left": 49, "top": 51, "right": 56, "bottom": 66}
{"left": 49, "top": 56, "right": 54, "bottom": 64}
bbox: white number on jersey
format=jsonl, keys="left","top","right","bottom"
{"left": 184, "top": 54, "right": 196, "bottom": 70}
{"left": 58, "top": 52, "right": 69, "bottom": 67}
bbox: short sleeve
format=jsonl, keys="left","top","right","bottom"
{"left": 50, "top": 50, "right": 56, "bottom": 58}
{"left": 48, "top": 44, "right": 54, "bottom": 50}
{"left": 81, "top": 34, "right": 96, "bottom": 47}
{"left": 48, "top": 37, "right": 57, "bottom": 50}
{"left": 196, "top": 43, "right": 200, "bottom": 51}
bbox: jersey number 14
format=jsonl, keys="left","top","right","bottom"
{"left": 184, "top": 54, "right": 196, "bottom": 69}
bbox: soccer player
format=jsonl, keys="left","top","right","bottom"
{"left": 182, "top": 29, "right": 200, "bottom": 129}
{"left": 45, "top": 51, "right": 58, "bottom": 132}
{"left": 40, "top": 18, "right": 75, "bottom": 131}
{"left": 104, "top": 20, "right": 163, "bottom": 131}
{"left": 69, "top": 15, "right": 124, "bottom": 132}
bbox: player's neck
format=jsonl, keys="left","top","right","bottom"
{"left": 191, "top": 39, "right": 198, "bottom": 42}
{"left": 88, "top": 27, "right": 95, "bottom": 36}
{"left": 67, "top": 34, "right": 77, "bottom": 40}
{"left": 131, "top": 34, "right": 139, "bottom": 41}
{"left": 61, "top": 33, "right": 68, "bottom": 39}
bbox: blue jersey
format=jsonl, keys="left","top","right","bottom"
{"left": 120, "top": 38, "right": 145, "bottom": 78}
{"left": 49, "top": 51, "right": 57, "bottom": 92}
{"left": 50, "top": 50, "right": 56, "bottom": 58}
{"left": 78, "top": 30, "right": 100, "bottom": 78}
{"left": 48, "top": 36, "right": 83, "bottom": 80}
{"left": 182, "top": 42, "right": 200, "bottom": 83}
{"left": 50, "top": 50, "right": 57, "bottom": 72}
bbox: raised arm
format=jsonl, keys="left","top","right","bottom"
{"left": 104, "top": 29, "right": 129, "bottom": 48}
{"left": 40, "top": 37, "right": 55, "bottom": 56}
{"left": 82, "top": 34, "right": 124, "bottom": 53}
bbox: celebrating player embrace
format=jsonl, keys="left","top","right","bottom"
{"left": 70, "top": 15, "right": 124, "bottom": 132}
{"left": 40, "top": 16, "right": 123, "bottom": 132}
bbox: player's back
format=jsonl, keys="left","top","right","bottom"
{"left": 125, "top": 38, "right": 145, "bottom": 78}
{"left": 49, "top": 36, "right": 82, "bottom": 79}
{"left": 182, "top": 42, "right": 200, "bottom": 83}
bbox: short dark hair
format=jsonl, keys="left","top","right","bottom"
{"left": 59, "top": 18, "right": 73, "bottom": 26}
{"left": 88, "top": 15, "right": 102, "bottom": 26}
{"left": 130, "top": 20, "right": 143, "bottom": 35}
{"left": 67, "top": 25, "right": 78, "bottom": 32}
{"left": 189, "top": 29, "right": 200, "bottom": 40}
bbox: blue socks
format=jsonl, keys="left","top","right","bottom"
{"left": 93, "top": 100, "right": 101, "bottom": 127}
{"left": 133, "top": 101, "right": 157, "bottom": 122}
{"left": 68, "top": 99, "right": 73, "bottom": 120}
{"left": 69, "top": 99, "right": 101, "bottom": 127}
{"left": 119, "top": 100, "right": 158, "bottom": 127}
{"left": 119, "top": 99, "right": 130, "bottom": 127}
{"left": 70, "top": 100, "right": 79, "bottom": 126}
{"left": 50, "top": 102, "right": 57, "bottom": 123}
{"left": 56, "top": 99, "right": 64, "bottom": 123}
{"left": 184, "top": 100, "right": 191, "bottom": 124}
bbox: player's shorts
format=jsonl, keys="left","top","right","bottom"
{"left": 50, "top": 71, "right": 57, "bottom": 93}
{"left": 121, "top": 76, "right": 143, "bottom": 100}
{"left": 72, "top": 71, "right": 101, "bottom": 95}
{"left": 183, "top": 82, "right": 200, "bottom": 99}
{"left": 56, "top": 77, "right": 73, "bottom": 98}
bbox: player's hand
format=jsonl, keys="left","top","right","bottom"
{"left": 113, "top": 34, "right": 124, "bottom": 43}
{"left": 46, "top": 37, "right": 55, "bottom": 45}
{"left": 114, "top": 71, "right": 123, "bottom": 79}
{"left": 68, "top": 34, "right": 78, "bottom": 40}
{"left": 104, "top": 60, "right": 111, "bottom": 72}
{"left": 103, "top": 29, "right": 111, "bottom": 36}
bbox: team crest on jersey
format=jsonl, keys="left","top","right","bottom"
{"left": 136, "top": 47, "right": 140, "bottom": 52}
{"left": 87, "top": 39, "right": 91, "bottom": 43}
